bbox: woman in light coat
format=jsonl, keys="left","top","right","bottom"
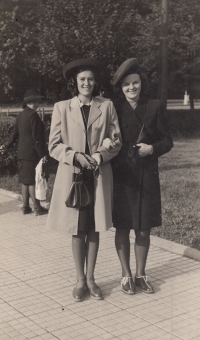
{"left": 46, "top": 59, "right": 121, "bottom": 302}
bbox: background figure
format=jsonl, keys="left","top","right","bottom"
{"left": 111, "top": 58, "right": 173, "bottom": 295}
{"left": 46, "top": 58, "right": 121, "bottom": 302}
{"left": 2, "top": 89, "right": 48, "bottom": 216}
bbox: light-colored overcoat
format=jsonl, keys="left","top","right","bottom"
{"left": 46, "top": 96, "right": 121, "bottom": 235}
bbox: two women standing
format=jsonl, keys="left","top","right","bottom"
{"left": 47, "top": 57, "right": 173, "bottom": 301}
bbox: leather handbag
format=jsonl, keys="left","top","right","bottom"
{"left": 65, "top": 171, "right": 92, "bottom": 208}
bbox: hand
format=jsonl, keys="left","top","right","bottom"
{"left": 91, "top": 153, "right": 102, "bottom": 167}
{"left": 137, "top": 143, "right": 153, "bottom": 157}
{"left": 76, "top": 153, "right": 97, "bottom": 170}
{"left": 102, "top": 138, "right": 116, "bottom": 150}
{"left": 42, "top": 156, "right": 48, "bottom": 163}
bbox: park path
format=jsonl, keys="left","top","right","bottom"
{"left": 1, "top": 191, "right": 200, "bottom": 340}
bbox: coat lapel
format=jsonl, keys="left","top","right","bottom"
{"left": 69, "top": 96, "right": 85, "bottom": 131}
{"left": 87, "top": 99, "right": 102, "bottom": 129}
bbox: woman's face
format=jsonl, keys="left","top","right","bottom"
{"left": 121, "top": 73, "right": 141, "bottom": 102}
{"left": 76, "top": 70, "right": 95, "bottom": 98}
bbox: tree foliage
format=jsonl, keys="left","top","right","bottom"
{"left": 0, "top": 0, "right": 200, "bottom": 102}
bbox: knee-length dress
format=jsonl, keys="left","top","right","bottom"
{"left": 112, "top": 98, "right": 173, "bottom": 230}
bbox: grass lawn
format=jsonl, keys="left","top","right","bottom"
{"left": 0, "top": 138, "right": 200, "bottom": 250}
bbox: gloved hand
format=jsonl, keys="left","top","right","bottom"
{"left": 102, "top": 138, "right": 116, "bottom": 150}
{"left": 137, "top": 143, "right": 153, "bottom": 157}
{"left": 76, "top": 152, "right": 97, "bottom": 170}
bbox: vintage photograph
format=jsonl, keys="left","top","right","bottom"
{"left": 0, "top": 0, "right": 200, "bottom": 339}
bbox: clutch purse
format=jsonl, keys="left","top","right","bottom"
{"left": 127, "top": 124, "right": 152, "bottom": 165}
{"left": 65, "top": 172, "right": 92, "bottom": 208}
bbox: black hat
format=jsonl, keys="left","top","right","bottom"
{"left": 112, "top": 58, "right": 138, "bottom": 86}
{"left": 62, "top": 58, "right": 104, "bottom": 79}
{"left": 23, "top": 89, "right": 44, "bottom": 103}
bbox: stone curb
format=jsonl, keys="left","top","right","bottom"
{"left": 0, "top": 188, "right": 49, "bottom": 208}
{"left": 1, "top": 188, "right": 200, "bottom": 263}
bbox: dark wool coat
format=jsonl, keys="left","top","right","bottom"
{"left": 4, "top": 106, "right": 46, "bottom": 160}
{"left": 112, "top": 99, "right": 173, "bottom": 230}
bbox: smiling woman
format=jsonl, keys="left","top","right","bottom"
{"left": 46, "top": 58, "right": 121, "bottom": 302}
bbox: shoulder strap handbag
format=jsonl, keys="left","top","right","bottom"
{"left": 127, "top": 105, "right": 152, "bottom": 164}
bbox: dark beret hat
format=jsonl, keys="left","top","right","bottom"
{"left": 23, "top": 89, "right": 44, "bottom": 103}
{"left": 62, "top": 58, "right": 104, "bottom": 79}
{"left": 112, "top": 58, "right": 138, "bottom": 86}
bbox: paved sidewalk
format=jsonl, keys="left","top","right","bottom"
{"left": 1, "top": 192, "right": 200, "bottom": 340}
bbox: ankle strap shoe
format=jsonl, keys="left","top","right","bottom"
{"left": 135, "top": 275, "right": 154, "bottom": 294}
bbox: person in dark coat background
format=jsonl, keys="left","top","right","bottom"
{"left": 107, "top": 58, "right": 173, "bottom": 295}
{"left": 2, "top": 89, "right": 48, "bottom": 216}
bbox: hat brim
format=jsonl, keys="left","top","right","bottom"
{"left": 62, "top": 58, "right": 104, "bottom": 79}
{"left": 23, "top": 95, "right": 45, "bottom": 103}
{"left": 112, "top": 58, "right": 138, "bottom": 86}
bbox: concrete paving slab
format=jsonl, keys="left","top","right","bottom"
{"left": 0, "top": 190, "right": 200, "bottom": 340}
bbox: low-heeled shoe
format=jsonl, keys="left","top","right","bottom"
{"left": 135, "top": 275, "right": 154, "bottom": 294}
{"left": 121, "top": 277, "right": 135, "bottom": 295}
{"left": 87, "top": 280, "right": 103, "bottom": 300}
{"left": 72, "top": 285, "right": 87, "bottom": 302}
{"left": 22, "top": 207, "right": 32, "bottom": 215}
{"left": 35, "top": 206, "right": 49, "bottom": 216}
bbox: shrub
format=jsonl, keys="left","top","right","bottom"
{"left": 167, "top": 109, "right": 200, "bottom": 138}
{"left": 0, "top": 116, "right": 18, "bottom": 175}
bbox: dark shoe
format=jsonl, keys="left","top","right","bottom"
{"left": 121, "top": 277, "right": 135, "bottom": 295}
{"left": 86, "top": 279, "right": 103, "bottom": 300}
{"left": 135, "top": 275, "right": 154, "bottom": 294}
{"left": 22, "top": 207, "right": 32, "bottom": 215}
{"left": 35, "top": 206, "right": 49, "bottom": 216}
{"left": 73, "top": 279, "right": 87, "bottom": 302}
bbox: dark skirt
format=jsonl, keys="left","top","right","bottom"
{"left": 112, "top": 161, "right": 162, "bottom": 231}
{"left": 78, "top": 168, "right": 95, "bottom": 232}
{"left": 18, "top": 159, "right": 39, "bottom": 185}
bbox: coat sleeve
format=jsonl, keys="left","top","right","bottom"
{"left": 96, "top": 101, "right": 122, "bottom": 163}
{"left": 151, "top": 101, "right": 174, "bottom": 158}
{"left": 30, "top": 112, "right": 46, "bottom": 158}
{"left": 48, "top": 103, "right": 76, "bottom": 165}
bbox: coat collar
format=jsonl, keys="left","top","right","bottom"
{"left": 69, "top": 96, "right": 102, "bottom": 130}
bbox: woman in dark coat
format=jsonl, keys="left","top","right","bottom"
{"left": 110, "top": 58, "right": 173, "bottom": 294}
{"left": 2, "top": 89, "right": 48, "bottom": 216}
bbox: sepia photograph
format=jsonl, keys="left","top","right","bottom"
{"left": 0, "top": 0, "right": 200, "bottom": 339}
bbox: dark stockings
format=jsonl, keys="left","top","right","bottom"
{"left": 115, "top": 228, "right": 150, "bottom": 277}
{"left": 72, "top": 230, "right": 99, "bottom": 288}
{"left": 134, "top": 229, "right": 150, "bottom": 277}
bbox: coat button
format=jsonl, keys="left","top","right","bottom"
{"left": 95, "top": 127, "right": 99, "bottom": 131}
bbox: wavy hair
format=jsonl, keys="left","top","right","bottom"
{"left": 67, "top": 66, "right": 100, "bottom": 97}
{"left": 115, "top": 65, "right": 149, "bottom": 101}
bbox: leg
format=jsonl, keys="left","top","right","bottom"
{"left": 72, "top": 232, "right": 87, "bottom": 301}
{"left": 28, "top": 184, "right": 40, "bottom": 209}
{"left": 28, "top": 185, "right": 48, "bottom": 215}
{"left": 134, "top": 229, "right": 150, "bottom": 277}
{"left": 21, "top": 184, "right": 29, "bottom": 207}
{"left": 72, "top": 231, "right": 86, "bottom": 283}
{"left": 21, "top": 184, "right": 32, "bottom": 214}
{"left": 85, "top": 230, "right": 102, "bottom": 299}
{"left": 115, "top": 229, "right": 135, "bottom": 294}
{"left": 85, "top": 230, "right": 99, "bottom": 280}
{"left": 134, "top": 229, "right": 154, "bottom": 293}
{"left": 115, "top": 229, "right": 131, "bottom": 277}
